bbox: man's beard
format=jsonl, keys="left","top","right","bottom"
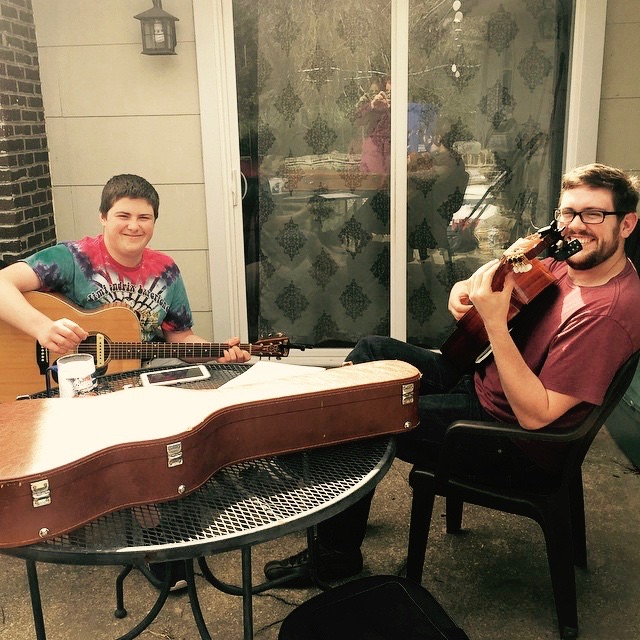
{"left": 566, "top": 235, "right": 620, "bottom": 271}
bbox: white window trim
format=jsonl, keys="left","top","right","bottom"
{"left": 194, "top": 0, "right": 607, "bottom": 365}
{"left": 193, "top": 0, "right": 248, "bottom": 343}
{"left": 564, "top": 0, "right": 608, "bottom": 169}
{"left": 390, "top": 0, "right": 409, "bottom": 344}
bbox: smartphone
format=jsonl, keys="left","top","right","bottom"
{"left": 140, "top": 364, "right": 211, "bottom": 387}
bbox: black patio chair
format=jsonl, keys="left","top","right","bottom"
{"left": 406, "top": 350, "right": 640, "bottom": 640}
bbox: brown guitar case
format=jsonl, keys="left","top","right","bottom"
{"left": 0, "top": 360, "right": 420, "bottom": 548}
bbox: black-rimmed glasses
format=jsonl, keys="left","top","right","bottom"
{"left": 553, "top": 208, "right": 626, "bottom": 224}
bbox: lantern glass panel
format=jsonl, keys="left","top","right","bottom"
{"left": 140, "top": 18, "right": 176, "bottom": 54}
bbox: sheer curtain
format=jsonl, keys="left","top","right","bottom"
{"left": 232, "top": 0, "right": 570, "bottom": 349}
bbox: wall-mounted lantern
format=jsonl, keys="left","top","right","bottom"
{"left": 134, "top": 1, "right": 179, "bottom": 55}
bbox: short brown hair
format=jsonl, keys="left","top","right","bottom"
{"left": 99, "top": 174, "right": 160, "bottom": 219}
{"left": 560, "top": 163, "right": 639, "bottom": 214}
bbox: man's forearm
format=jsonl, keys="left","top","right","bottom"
{"left": 485, "top": 325, "right": 553, "bottom": 429}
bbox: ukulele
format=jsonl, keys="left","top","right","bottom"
{"left": 440, "top": 221, "right": 581, "bottom": 370}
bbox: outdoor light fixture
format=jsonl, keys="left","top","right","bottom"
{"left": 134, "top": 0, "right": 179, "bottom": 55}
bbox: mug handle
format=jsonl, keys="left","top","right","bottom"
{"left": 45, "top": 365, "right": 59, "bottom": 397}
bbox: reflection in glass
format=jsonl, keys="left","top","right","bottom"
{"left": 233, "top": 1, "right": 570, "bottom": 351}
{"left": 406, "top": 0, "right": 570, "bottom": 347}
{"left": 234, "top": 0, "right": 392, "bottom": 346}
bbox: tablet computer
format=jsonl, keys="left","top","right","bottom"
{"left": 140, "top": 364, "right": 211, "bottom": 387}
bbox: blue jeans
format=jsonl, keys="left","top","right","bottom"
{"left": 317, "top": 336, "right": 545, "bottom": 553}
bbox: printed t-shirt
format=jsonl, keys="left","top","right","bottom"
{"left": 24, "top": 235, "right": 193, "bottom": 342}
{"left": 475, "top": 258, "right": 640, "bottom": 427}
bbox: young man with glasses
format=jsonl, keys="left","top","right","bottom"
{"left": 264, "top": 163, "right": 640, "bottom": 587}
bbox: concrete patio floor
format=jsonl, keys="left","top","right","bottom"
{"left": 1, "top": 426, "right": 639, "bottom": 640}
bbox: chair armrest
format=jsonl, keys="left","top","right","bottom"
{"left": 423, "top": 351, "right": 640, "bottom": 489}
{"left": 444, "top": 419, "right": 584, "bottom": 443}
{"left": 428, "top": 419, "right": 581, "bottom": 490}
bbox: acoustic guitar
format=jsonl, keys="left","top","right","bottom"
{"left": 440, "top": 222, "right": 581, "bottom": 371}
{"left": 0, "top": 291, "right": 293, "bottom": 402}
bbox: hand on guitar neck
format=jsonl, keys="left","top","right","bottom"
{"left": 466, "top": 258, "right": 516, "bottom": 327}
{"left": 0, "top": 292, "right": 301, "bottom": 402}
{"left": 447, "top": 256, "right": 524, "bottom": 323}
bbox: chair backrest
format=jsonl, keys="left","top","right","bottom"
{"left": 559, "top": 350, "right": 640, "bottom": 483}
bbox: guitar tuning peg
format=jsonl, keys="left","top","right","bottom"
{"left": 512, "top": 262, "right": 533, "bottom": 274}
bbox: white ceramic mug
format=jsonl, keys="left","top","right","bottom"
{"left": 56, "top": 353, "right": 96, "bottom": 398}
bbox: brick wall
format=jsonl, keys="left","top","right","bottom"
{"left": 0, "top": 0, "right": 54, "bottom": 266}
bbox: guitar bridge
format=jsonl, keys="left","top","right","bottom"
{"left": 95, "top": 333, "right": 105, "bottom": 367}
{"left": 35, "top": 342, "right": 50, "bottom": 375}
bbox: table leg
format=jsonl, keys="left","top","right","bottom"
{"left": 113, "top": 566, "right": 172, "bottom": 640}
{"left": 241, "top": 547, "right": 254, "bottom": 640}
{"left": 185, "top": 559, "right": 213, "bottom": 640}
{"left": 114, "top": 565, "right": 134, "bottom": 618}
{"left": 25, "top": 559, "right": 47, "bottom": 640}
{"left": 197, "top": 552, "right": 255, "bottom": 640}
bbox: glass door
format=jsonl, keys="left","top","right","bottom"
{"left": 233, "top": 0, "right": 393, "bottom": 357}
{"left": 230, "top": 0, "right": 571, "bottom": 357}
{"left": 405, "top": 0, "right": 571, "bottom": 346}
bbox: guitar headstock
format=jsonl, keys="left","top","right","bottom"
{"left": 251, "top": 334, "right": 291, "bottom": 359}
{"left": 493, "top": 221, "right": 564, "bottom": 290}
{"left": 550, "top": 238, "right": 582, "bottom": 262}
{"left": 502, "top": 243, "right": 536, "bottom": 274}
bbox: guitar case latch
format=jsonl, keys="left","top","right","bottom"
{"left": 166, "top": 442, "right": 183, "bottom": 467}
{"left": 401, "top": 383, "right": 415, "bottom": 405}
{"left": 31, "top": 479, "right": 51, "bottom": 508}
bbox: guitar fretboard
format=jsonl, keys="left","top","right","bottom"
{"left": 82, "top": 342, "right": 255, "bottom": 360}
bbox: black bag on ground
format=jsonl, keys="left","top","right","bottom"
{"left": 278, "top": 574, "right": 470, "bottom": 640}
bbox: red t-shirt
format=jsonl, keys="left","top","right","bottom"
{"left": 474, "top": 258, "right": 640, "bottom": 427}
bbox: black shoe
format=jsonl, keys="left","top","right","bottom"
{"left": 147, "top": 560, "right": 188, "bottom": 593}
{"left": 264, "top": 542, "right": 363, "bottom": 587}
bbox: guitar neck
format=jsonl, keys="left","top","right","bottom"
{"left": 0, "top": 291, "right": 293, "bottom": 402}
{"left": 440, "top": 222, "right": 580, "bottom": 372}
{"left": 109, "top": 342, "right": 254, "bottom": 361}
